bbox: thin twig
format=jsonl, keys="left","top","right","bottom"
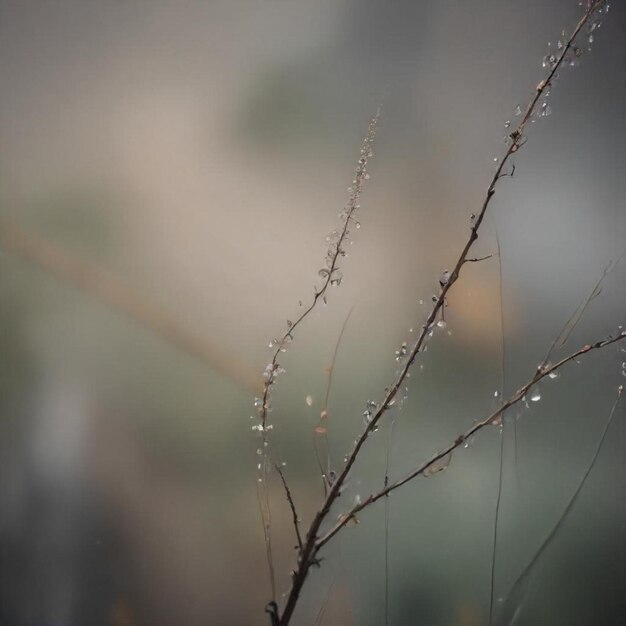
{"left": 257, "top": 480, "right": 277, "bottom": 602}
{"left": 464, "top": 254, "right": 494, "bottom": 264}
{"left": 383, "top": 418, "right": 396, "bottom": 626}
{"left": 489, "top": 222, "right": 506, "bottom": 626}
{"left": 274, "top": 4, "right": 607, "bottom": 624}
{"left": 275, "top": 464, "right": 304, "bottom": 552}
{"left": 258, "top": 112, "right": 381, "bottom": 430}
{"left": 257, "top": 107, "right": 381, "bottom": 602}
{"left": 544, "top": 257, "right": 619, "bottom": 363}
{"left": 315, "top": 330, "right": 626, "bottom": 548}
{"left": 312, "top": 579, "right": 336, "bottom": 626}
{"left": 313, "top": 306, "right": 355, "bottom": 496}
{"left": 489, "top": 432, "right": 505, "bottom": 626}
{"left": 494, "top": 384, "right": 624, "bottom": 626}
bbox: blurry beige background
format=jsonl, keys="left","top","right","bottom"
{"left": 0, "top": 1, "right": 625, "bottom": 625}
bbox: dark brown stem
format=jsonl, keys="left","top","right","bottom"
{"left": 275, "top": 464, "right": 304, "bottom": 552}
{"left": 258, "top": 108, "right": 381, "bottom": 601}
{"left": 316, "top": 331, "right": 626, "bottom": 548}
{"left": 274, "top": 5, "right": 607, "bottom": 623}
{"left": 464, "top": 253, "right": 494, "bottom": 264}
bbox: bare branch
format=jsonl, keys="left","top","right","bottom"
{"left": 315, "top": 330, "right": 626, "bottom": 549}
{"left": 275, "top": 4, "right": 609, "bottom": 624}
{"left": 257, "top": 107, "right": 381, "bottom": 603}
{"left": 274, "top": 464, "right": 304, "bottom": 552}
{"left": 544, "top": 257, "right": 620, "bottom": 362}
{"left": 488, "top": 221, "right": 507, "bottom": 626}
{"left": 258, "top": 111, "right": 381, "bottom": 430}
{"left": 464, "top": 253, "right": 494, "bottom": 264}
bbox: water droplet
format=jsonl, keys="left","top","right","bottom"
{"left": 514, "top": 105, "right": 522, "bottom": 116}
{"left": 548, "top": 370, "right": 559, "bottom": 380}
{"left": 530, "top": 390, "right": 541, "bottom": 402}
{"left": 538, "top": 102, "right": 552, "bottom": 117}
{"left": 504, "top": 120, "right": 511, "bottom": 129}
{"left": 305, "top": 395, "right": 313, "bottom": 406}
{"left": 436, "top": 320, "right": 447, "bottom": 329}
{"left": 439, "top": 269, "right": 450, "bottom": 287}
{"left": 425, "top": 452, "right": 452, "bottom": 477}
{"left": 470, "top": 213, "right": 477, "bottom": 226}
{"left": 542, "top": 53, "right": 557, "bottom": 69}
{"left": 395, "top": 342, "right": 408, "bottom": 361}
{"left": 338, "top": 513, "right": 359, "bottom": 528}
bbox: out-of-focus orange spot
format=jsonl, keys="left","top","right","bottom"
{"left": 314, "top": 426, "right": 327, "bottom": 434}
{"left": 110, "top": 599, "right": 135, "bottom": 626}
{"left": 453, "top": 597, "right": 482, "bottom": 626}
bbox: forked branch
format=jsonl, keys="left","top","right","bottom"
{"left": 316, "top": 330, "right": 626, "bottom": 548}
{"left": 273, "top": 3, "right": 609, "bottom": 624}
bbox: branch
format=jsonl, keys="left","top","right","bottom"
{"left": 274, "top": 464, "right": 303, "bottom": 552}
{"left": 494, "top": 384, "right": 623, "bottom": 626}
{"left": 313, "top": 307, "right": 355, "bottom": 497}
{"left": 275, "top": 3, "right": 608, "bottom": 624}
{"left": 315, "top": 330, "right": 626, "bottom": 548}
{"left": 464, "top": 253, "right": 494, "bottom": 264}
{"left": 257, "top": 106, "right": 381, "bottom": 604}
{"left": 257, "top": 110, "right": 381, "bottom": 430}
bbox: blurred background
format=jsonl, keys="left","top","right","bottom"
{"left": 0, "top": 1, "right": 625, "bottom": 625}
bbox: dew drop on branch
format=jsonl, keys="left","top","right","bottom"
{"left": 439, "top": 269, "right": 450, "bottom": 287}
{"left": 395, "top": 342, "right": 408, "bottom": 362}
{"left": 542, "top": 54, "right": 557, "bottom": 69}
{"left": 424, "top": 452, "right": 452, "bottom": 477}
